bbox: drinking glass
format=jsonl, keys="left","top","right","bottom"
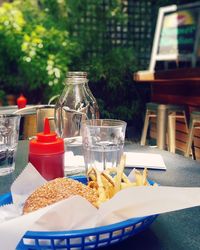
{"left": 0, "top": 114, "right": 21, "bottom": 176}
{"left": 82, "top": 119, "right": 127, "bottom": 172}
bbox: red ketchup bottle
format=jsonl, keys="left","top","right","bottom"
{"left": 29, "top": 118, "right": 64, "bottom": 180}
{"left": 17, "top": 94, "right": 27, "bottom": 109}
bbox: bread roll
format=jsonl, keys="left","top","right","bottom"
{"left": 23, "top": 177, "right": 98, "bottom": 214}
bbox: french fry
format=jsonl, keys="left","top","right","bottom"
{"left": 101, "top": 175, "right": 115, "bottom": 199}
{"left": 88, "top": 180, "right": 98, "bottom": 190}
{"left": 121, "top": 173, "right": 132, "bottom": 185}
{"left": 87, "top": 155, "right": 153, "bottom": 206}
{"left": 87, "top": 168, "right": 97, "bottom": 181}
{"left": 114, "top": 154, "right": 126, "bottom": 193}
{"left": 101, "top": 172, "right": 115, "bottom": 187}
{"left": 92, "top": 167, "right": 108, "bottom": 205}
{"left": 142, "top": 168, "right": 149, "bottom": 186}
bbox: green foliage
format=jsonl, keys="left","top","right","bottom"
{"left": 55, "top": 0, "right": 141, "bottom": 125}
{"left": 0, "top": 1, "right": 77, "bottom": 100}
{"left": 0, "top": 0, "right": 142, "bottom": 130}
{"left": 88, "top": 47, "right": 143, "bottom": 127}
{"left": 0, "top": 90, "right": 6, "bottom": 105}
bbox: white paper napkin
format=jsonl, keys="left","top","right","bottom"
{"left": 125, "top": 152, "right": 166, "bottom": 170}
{"left": 64, "top": 151, "right": 85, "bottom": 175}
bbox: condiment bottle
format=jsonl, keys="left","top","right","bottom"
{"left": 17, "top": 94, "right": 27, "bottom": 109}
{"left": 29, "top": 118, "right": 64, "bottom": 180}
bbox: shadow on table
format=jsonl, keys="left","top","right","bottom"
{"left": 101, "top": 229, "right": 161, "bottom": 250}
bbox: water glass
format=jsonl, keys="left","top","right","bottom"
{"left": 0, "top": 114, "right": 21, "bottom": 176}
{"left": 82, "top": 119, "right": 127, "bottom": 172}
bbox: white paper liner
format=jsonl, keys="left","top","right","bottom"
{"left": 0, "top": 163, "right": 200, "bottom": 250}
{"left": 64, "top": 151, "right": 85, "bottom": 175}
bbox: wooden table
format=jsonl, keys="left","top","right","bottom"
{"left": 134, "top": 67, "right": 200, "bottom": 158}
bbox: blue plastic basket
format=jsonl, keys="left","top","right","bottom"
{"left": 0, "top": 176, "right": 158, "bottom": 250}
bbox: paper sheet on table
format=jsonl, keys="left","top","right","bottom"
{"left": 1, "top": 164, "right": 200, "bottom": 250}
{"left": 125, "top": 152, "right": 166, "bottom": 170}
{"left": 64, "top": 151, "right": 85, "bottom": 175}
{"left": 64, "top": 151, "right": 166, "bottom": 172}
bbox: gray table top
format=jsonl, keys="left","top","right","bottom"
{"left": 1, "top": 141, "right": 200, "bottom": 250}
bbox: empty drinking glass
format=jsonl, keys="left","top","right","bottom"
{"left": 0, "top": 114, "right": 21, "bottom": 176}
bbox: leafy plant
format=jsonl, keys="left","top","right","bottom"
{"left": 85, "top": 47, "right": 143, "bottom": 128}
{"left": 0, "top": 1, "right": 78, "bottom": 102}
{"left": 0, "top": 90, "right": 5, "bottom": 105}
{"left": 53, "top": 1, "right": 142, "bottom": 126}
{"left": 0, "top": 0, "right": 143, "bottom": 136}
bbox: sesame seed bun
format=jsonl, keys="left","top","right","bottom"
{"left": 23, "top": 178, "right": 98, "bottom": 214}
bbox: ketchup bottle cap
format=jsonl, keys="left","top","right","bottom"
{"left": 29, "top": 118, "right": 64, "bottom": 155}
{"left": 17, "top": 94, "right": 27, "bottom": 109}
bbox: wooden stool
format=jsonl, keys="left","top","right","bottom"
{"left": 140, "top": 102, "right": 158, "bottom": 146}
{"left": 140, "top": 102, "right": 188, "bottom": 152}
{"left": 185, "top": 111, "right": 200, "bottom": 158}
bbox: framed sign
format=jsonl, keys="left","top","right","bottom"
{"left": 149, "top": 2, "right": 200, "bottom": 71}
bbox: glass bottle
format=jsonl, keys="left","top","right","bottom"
{"left": 55, "top": 71, "right": 99, "bottom": 152}
{"left": 85, "top": 78, "right": 100, "bottom": 119}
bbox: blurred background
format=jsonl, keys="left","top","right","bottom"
{"left": 0, "top": 0, "right": 197, "bottom": 140}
